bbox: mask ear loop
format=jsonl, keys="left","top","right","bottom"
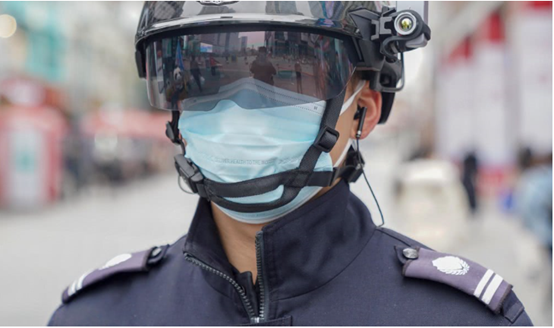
{"left": 340, "top": 80, "right": 366, "bottom": 116}
{"left": 355, "top": 106, "right": 385, "bottom": 227}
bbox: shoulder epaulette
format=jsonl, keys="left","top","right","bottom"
{"left": 62, "top": 245, "right": 169, "bottom": 303}
{"left": 395, "top": 246, "right": 512, "bottom": 314}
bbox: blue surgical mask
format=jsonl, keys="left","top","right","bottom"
{"left": 178, "top": 81, "right": 365, "bottom": 224}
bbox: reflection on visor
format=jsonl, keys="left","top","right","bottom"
{"left": 145, "top": 31, "right": 354, "bottom": 111}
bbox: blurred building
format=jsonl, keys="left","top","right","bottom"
{"left": 433, "top": 2, "right": 552, "bottom": 196}
{"left": 0, "top": 2, "right": 174, "bottom": 209}
{"left": 0, "top": 2, "right": 148, "bottom": 112}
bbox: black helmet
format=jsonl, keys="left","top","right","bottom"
{"left": 135, "top": 1, "right": 430, "bottom": 123}
{"left": 134, "top": 1, "right": 431, "bottom": 213}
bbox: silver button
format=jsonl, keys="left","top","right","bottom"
{"left": 403, "top": 248, "right": 419, "bottom": 259}
{"left": 150, "top": 247, "right": 162, "bottom": 258}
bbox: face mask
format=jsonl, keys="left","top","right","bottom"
{"left": 179, "top": 81, "right": 365, "bottom": 224}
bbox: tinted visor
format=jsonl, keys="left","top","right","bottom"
{"left": 145, "top": 30, "right": 355, "bottom": 111}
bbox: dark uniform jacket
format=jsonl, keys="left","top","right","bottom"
{"left": 49, "top": 180, "right": 533, "bottom": 326}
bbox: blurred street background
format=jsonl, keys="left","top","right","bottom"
{"left": 0, "top": 1, "right": 552, "bottom": 326}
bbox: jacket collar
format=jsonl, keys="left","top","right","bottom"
{"left": 183, "top": 180, "right": 376, "bottom": 300}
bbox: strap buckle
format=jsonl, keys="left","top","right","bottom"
{"left": 166, "top": 112, "right": 187, "bottom": 153}
{"left": 331, "top": 149, "right": 365, "bottom": 183}
{"left": 314, "top": 126, "right": 340, "bottom": 153}
{"left": 174, "top": 155, "right": 206, "bottom": 196}
{"left": 347, "top": 150, "right": 365, "bottom": 183}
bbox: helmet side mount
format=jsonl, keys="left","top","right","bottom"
{"left": 349, "top": 2, "right": 431, "bottom": 123}
{"left": 349, "top": 4, "right": 430, "bottom": 87}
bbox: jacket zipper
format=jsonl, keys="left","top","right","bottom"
{"left": 183, "top": 253, "right": 259, "bottom": 322}
{"left": 184, "top": 232, "right": 269, "bottom": 324}
{"left": 255, "top": 231, "right": 269, "bottom": 322}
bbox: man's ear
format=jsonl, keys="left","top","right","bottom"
{"left": 350, "top": 81, "right": 382, "bottom": 140}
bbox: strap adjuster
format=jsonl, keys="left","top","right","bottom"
{"left": 345, "top": 149, "right": 365, "bottom": 183}
{"left": 314, "top": 127, "right": 340, "bottom": 153}
{"left": 174, "top": 155, "right": 206, "bottom": 197}
{"left": 165, "top": 121, "right": 179, "bottom": 144}
{"left": 166, "top": 111, "right": 182, "bottom": 145}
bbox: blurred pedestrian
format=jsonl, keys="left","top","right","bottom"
{"left": 515, "top": 151, "right": 553, "bottom": 257}
{"left": 209, "top": 53, "right": 219, "bottom": 77}
{"left": 189, "top": 55, "right": 203, "bottom": 92}
{"left": 295, "top": 60, "right": 303, "bottom": 93}
{"left": 250, "top": 47, "right": 276, "bottom": 86}
{"left": 461, "top": 151, "right": 480, "bottom": 216}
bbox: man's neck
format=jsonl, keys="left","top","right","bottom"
{"left": 211, "top": 204, "right": 265, "bottom": 283}
{"left": 210, "top": 183, "right": 339, "bottom": 283}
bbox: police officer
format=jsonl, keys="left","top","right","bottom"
{"left": 48, "top": 1, "right": 533, "bottom": 326}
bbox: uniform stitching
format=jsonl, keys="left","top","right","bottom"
{"left": 376, "top": 228, "right": 417, "bottom": 248}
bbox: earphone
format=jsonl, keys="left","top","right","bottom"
{"left": 355, "top": 106, "right": 385, "bottom": 227}
{"left": 356, "top": 106, "right": 368, "bottom": 139}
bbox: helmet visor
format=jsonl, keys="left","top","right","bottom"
{"left": 144, "top": 30, "right": 355, "bottom": 111}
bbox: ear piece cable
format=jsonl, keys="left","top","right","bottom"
{"left": 355, "top": 106, "right": 385, "bottom": 227}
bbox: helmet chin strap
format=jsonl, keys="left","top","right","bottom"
{"left": 170, "top": 87, "right": 367, "bottom": 213}
{"left": 214, "top": 137, "right": 356, "bottom": 223}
